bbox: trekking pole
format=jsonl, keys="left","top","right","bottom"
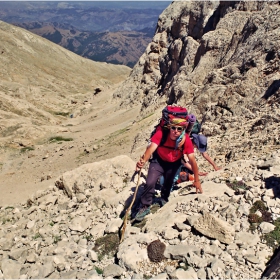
{"left": 119, "top": 168, "right": 142, "bottom": 243}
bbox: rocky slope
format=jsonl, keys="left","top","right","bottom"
{"left": 0, "top": 20, "right": 137, "bottom": 206}
{"left": 114, "top": 1, "right": 280, "bottom": 165}
{"left": 0, "top": 20, "right": 130, "bottom": 149}
{"left": 0, "top": 151, "right": 280, "bottom": 279}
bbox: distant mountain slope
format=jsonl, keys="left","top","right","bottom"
{"left": 14, "top": 22, "right": 153, "bottom": 67}
{"left": 0, "top": 20, "right": 130, "bottom": 148}
{"left": 0, "top": 1, "right": 171, "bottom": 32}
{"left": 0, "top": 1, "right": 170, "bottom": 66}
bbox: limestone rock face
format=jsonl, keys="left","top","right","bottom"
{"left": 114, "top": 1, "right": 280, "bottom": 163}
{"left": 55, "top": 155, "right": 135, "bottom": 200}
{"left": 193, "top": 212, "right": 235, "bottom": 245}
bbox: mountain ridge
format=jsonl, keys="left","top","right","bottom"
{"left": 0, "top": 1, "right": 171, "bottom": 32}
{"left": 13, "top": 21, "right": 154, "bottom": 67}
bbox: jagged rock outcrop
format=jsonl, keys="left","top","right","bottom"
{"left": 114, "top": 1, "right": 280, "bottom": 163}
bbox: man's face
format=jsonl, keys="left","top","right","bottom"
{"left": 170, "top": 126, "right": 183, "bottom": 140}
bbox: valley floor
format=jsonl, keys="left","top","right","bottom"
{"left": 0, "top": 85, "right": 143, "bottom": 206}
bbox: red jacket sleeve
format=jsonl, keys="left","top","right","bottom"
{"left": 151, "top": 128, "right": 163, "bottom": 145}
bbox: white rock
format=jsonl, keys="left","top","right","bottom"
{"left": 2, "top": 259, "right": 21, "bottom": 279}
{"left": 105, "top": 218, "right": 123, "bottom": 234}
{"left": 68, "top": 216, "right": 91, "bottom": 232}
{"left": 169, "top": 267, "right": 197, "bottom": 279}
{"left": 26, "top": 220, "right": 36, "bottom": 229}
{"left": 88, "top": 250, "right": 98, "bottom": 262}
{"left": 244, "top": 255, "right": 260, "bottom": 264}
{"left": 103, "top": 264, "right": 125, "bottom": 278}
{"left": 211, "top": 258, "right": 225, "bottom": 274}
{"left": 193, "top": 212, "right": 234, "bottom": 244}
{"left": 162, "top": 228, "right": 179, "bottom": 240}
{"left": 235, "top": 232, "right": 260, "bottom": 246}
{"left": 259, "top": 222, "right": 275, "bottom": 234}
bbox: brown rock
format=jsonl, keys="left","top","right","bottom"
{"left": 147, "top": 239, "right": 166, "bottom": 262}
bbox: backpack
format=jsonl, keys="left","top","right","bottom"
{"left": 190, "top": 119, "right": 201, "bottom": 136}
{"left": 150, "top": 105, "right": 188, "bottom": 149}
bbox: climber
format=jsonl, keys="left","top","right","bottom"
{"left": 134, "top": 117, "right": 202, "bottom": 221}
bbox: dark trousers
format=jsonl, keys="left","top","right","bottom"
{"left": 141, "top": 158, "right": 181, "bottom": 206}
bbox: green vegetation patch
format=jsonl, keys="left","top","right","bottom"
{"left": 263, "top": 218, "right": 280, "bottom": 250}
{"left": 94, "top": 266, "right": 103, "bottom": 275}
{"left": 83, "top": 234, "right": 94, "bottom": 241}
{"left": 20, "top": 146, "right": 35, "bottom": 153}
{"left": 4, "top": 206, "right": 14, "bottom": 210}
{"left": 54, "top": 112, "right": 70, "bottom": 117}
{"left": 93, "top": 233, "right": 119, "bottom": 261}
{"left": 53, "top": 235, "right": 62, "bottom": 244}
{"left": 1, "top": 217, "right": 11, "bottom": 225}
{"left": 139, "top": 112, "right": 154, "bottom": 122}
{"left": 226, "top": 180, "right": 250, "bottom": 194}
{"left": 250, "top": 200, "right": 267, "bottom": 214}
{"left": 132, "top": 219, "right": 147, "bottom": 229}
{"left": 49, "top": 136, "right": 73, "bottom": 143}
{"left": 110, "top": 127, "right": 129, "bottom": 138}
{"left": 248, "top": 200, "right": 272, "bottom": 227}
{"left": 247, "top": 200, "right": 277, "bottom": 248}
{"left": 249, "top": 200, "right": 272, "bottom": 223}
{"left": 248, "top": 213, "right": 263, "bottom": 224}
{"left": 33, "top": 232, "right": 42, "bottom": 240}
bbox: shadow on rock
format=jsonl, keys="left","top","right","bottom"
{"left": 119, "top": 183, "right": 145, "bottom": 219}
{"left": 264, "top": 175, "right": 280, "bottom": 199}
{"left": 261, "top": 245, "right": 280, "bottom": 279}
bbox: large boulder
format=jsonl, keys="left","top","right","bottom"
{"left": 54, "top": 155, "right": 135, "bottom": 200}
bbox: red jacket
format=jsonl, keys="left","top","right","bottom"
{"left": 151, "top": 129, "right": 194, "bottom": 162}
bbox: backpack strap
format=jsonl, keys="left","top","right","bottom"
{"left": 158, "top": 128, "right": 169, "bottom": 147}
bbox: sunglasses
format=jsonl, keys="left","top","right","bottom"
{"left": 171, "top": 126, "right": 183, "bottom": 132}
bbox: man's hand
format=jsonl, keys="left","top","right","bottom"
{"left": 136, "top": 157, "right": 145, "bottom": 171}
{"left": 193, "top": 181, "right": 203, "bottom": 194}
{"left": 135, "top": 143, "right": 158, "bottom": 172}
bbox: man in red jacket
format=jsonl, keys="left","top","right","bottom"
{"left": 135, "top": 118, "right": 202, "bottom": 221}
